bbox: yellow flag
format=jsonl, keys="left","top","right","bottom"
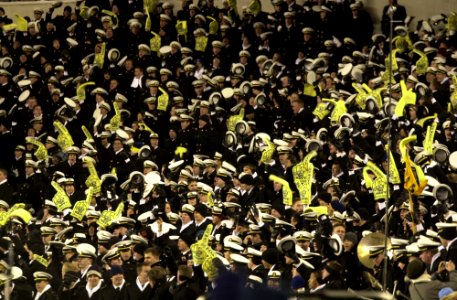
{"left": 400, "top": 135, "right": 428, "bottom": 195}
{"left": 15, "top": 14, "right": 28, "bottom": 32}
{"left": 269, "top": 174, "right": 293, "bottom": 206}
{"left": 150, "top": 31, "right": 161, "bottom": 53}
{"left": 195, "top": 36, "right": 208, "bottom": 52}
{"left": 109, "top": 102, "right": 121, "bottom": 130}
{"left": 33, "top": 254, "right": 49, "bottom": 268}
{"left": 157, "top": 87, "right": 169, "bottom": 111}
{"left": 304, "top": 206, "right": 328, "bottom": 216}
{"left": 51, "top": 181, "right": 72, "bottom": 211}
{"left": 77, "top": 81, "right": 95, "bottom": 102}
{"left": 385, "top": 145, "right": 401, "bottom": 184}
{"left": 94, "top": 42, "right": 106, "bottom": 69}
{"left": 248, "top": 0, "right": 261, "bottom": 15}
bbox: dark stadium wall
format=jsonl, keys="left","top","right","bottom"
{"left": 2, "top": 0, "right": 457, "bottom": 34}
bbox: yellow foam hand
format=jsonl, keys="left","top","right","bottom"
{"left": 77, "top": 81, "right": 95, "bottom": 101}
{"left": 150, "top": 31, "right": 161, "bottom": 53}
{"left": 26, "top": 137, "right": 48, "bottom": 161}
{"left": 394, "top": 80, "right": 416, "bottom": 117}
{"left": 157, "top": 87, "right": 169, "bottom": 111}
{"left": 175, "top": 146, "right": 188, "bottom": 158}
{"left": 51, "top": 181, "right": 72, "bottom": 211}
{"left": 54, "top": 120, "right": 74, "bottom": 150}
{"left": 269, "top": 174, "right": 293, "bottom": 205}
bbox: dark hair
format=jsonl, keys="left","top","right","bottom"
{"left": 145, "top": 245, "right": 161, "bottom": 257}
{"left": 148, "top": 266, "right": 167, "bottom": 283}
{"left": 136, "top": 262, "right": 150, "bottom": 274}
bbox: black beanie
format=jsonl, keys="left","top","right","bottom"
{"left": 407, "top": 259, "right": 426, "bottom": 280}
{"left": 194, "top": 203, "right": 208, "bottom": 217}
{"left": 261, "top": 248, "right": 280, "bottom": 265}
{"left": 318, "top": 192, "right": 332, "bottom": 204}
{"left": 179, "top": 234, "right": 195, "bottom": 247}
{"left": 133, "top": 243, "right": 147, "bottom": 256}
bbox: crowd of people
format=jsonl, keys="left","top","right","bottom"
{"left": 0, "top": 0, "right": 456, "bottom": 299}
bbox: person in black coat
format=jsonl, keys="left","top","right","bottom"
{"left": 321, "top": 261, "right": 345, "bottom": 290}
{"left": 125, "top": 262, "right": 152, "bottom": 300}
{"left": 100, "top": 266, "right": 129, "bottom": 300}
{"left": 172, "top": 265, "right": 200, "bottom": 300}
{"left": 148, "top": 266, "right": 173, "bottom": 300}
{"left": 0, "top": 168, "right": 13, "bottom": 204}
{"left": 381, "top": 0, "right": 407, "bottom": 36}
{"left": 33, "top": 271, "right": 58, "bottom": 300}
{"left": 70, "top": 270, "right": 104, "bottom": 300}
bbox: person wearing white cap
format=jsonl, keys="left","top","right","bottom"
{"left": 33, "top": 271, "right": 56, "bottom": 300}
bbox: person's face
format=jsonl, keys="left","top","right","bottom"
{"left": 188, "top": 181, "right": 198, "bottom": 191}
{"left": 291, "top": 101, "right": 301, "bottom": 114}
{"left": 120, "top": 248, "right": 131, "bottom": 260}
{"left": 41, "top": 234, "right": 52, "bottom": 244}
{"left": 150, "top": 137, "right": 159, "bottom": 147}
{"left": 144, "top": 253, "right": 158, "bottom": 265}
{"left": 138, "top": 265, "right": 150, "bottom": 282}
{"left": 111, "top": 273, "right": 124, "bottom": 286}
{"left": 35, "top": 280, "right": 47, "bottom": 292}
{"left": 333, "top": 225, "right": 346, "bottom": 241}
{"left": 292, "top": 201, "right": 303, "bottom": 213}
{"left": 113, "top": 140, "right": 123, "bottom": 152}
{"left": 65, "top": 184, "right": 75, "bottom": 194}
{"left": 88, "top": 275, "right": 101, "bottom": 288}
{"left": 110, "top": 257, "right": 123, "bottom": 266}
{"left": 178, "top": 239, "right": 189, "bottom": 252}
{"left": 77, "top": 257, "right": 91, "bottom": 269}
{"left": 181, "top": 212, "right": 191, "bottom": 224}
{"left": 331, "top": 163, "right": 341, "bottom": 176}
{"left": 181, "top": 120, "right": 191, "bottom": 130}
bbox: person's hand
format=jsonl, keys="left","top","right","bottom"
{"left": 438, "top": 261, "right": 447, "bottom": 273}
{"left": 447, "top": 261, "right": 456, "bottom": 272}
